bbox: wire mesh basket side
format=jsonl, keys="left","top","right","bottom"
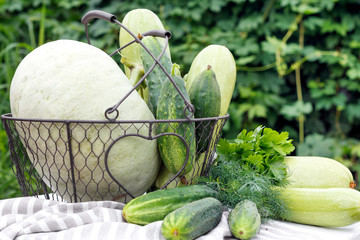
{"left": 1, "top": 10, "right": 230, "bottom": 203}
{"left": 2, "top": 114, "right": 228, "bottom": 203}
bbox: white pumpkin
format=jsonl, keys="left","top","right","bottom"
{"left": 10, "top": 39, "right": 160, "bottom": 202}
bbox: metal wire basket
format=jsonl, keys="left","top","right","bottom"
{"left": 1, "top": 10, "right": 229, "bottom": 203}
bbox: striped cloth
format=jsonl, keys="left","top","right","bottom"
{"left": 1, "top": 197, "right": 360, "bottom": 240}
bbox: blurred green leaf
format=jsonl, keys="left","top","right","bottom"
{"left": 280, "top": 101, "right": 313, "bottom": 119}
{"left": 297, "top": 134, "right": 335, "bottom": 157}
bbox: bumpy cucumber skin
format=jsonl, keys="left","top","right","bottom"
{"left": 285, "top": 156, "right": 354, "bottom": 188}
{"left": 122, "top": 185, "right": 218, "bottom": 225}
{"left": 161, "top": 197, "right": 223, "bottom": 240}
{"left": 228, "top": 200, "right": 261, "bottom": 240}
{"left": 189, "top": 67, "right": 221, "bottom": 152}
{"left": 140, "top": 36, "right": 172, "bottom": 114}
{"left": 281, "top": 187, "right": 360, "bottom": 227}
{"left": 156, "top": 75, "right": 196, "bottom": 175}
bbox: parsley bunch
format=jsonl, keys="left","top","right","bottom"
{"left": 201, "top": 126, "right": 295, "bottom": 220}
{"left": 217, "top": 125, "right": 295, "bottom": 185}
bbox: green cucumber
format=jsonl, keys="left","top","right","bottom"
{"left": 156, "top": 75, "right": 196, "bottom": 175}
{"left": 140, "top": 36, "right": 173, "bottom": 114}
{"left": 161, "top": 197, "right": 223, "bottom": 240}
{"left": 185, "top": 45, "right": 236, "bottom": 116}
{"left": 189, "top": 65, "right": 221, "bottom": 151}
{"left": 228, "top": 200, "right": 261, "bottom": 240}
{"left": 122, "top": 185, "right": 219, "bottom": 225}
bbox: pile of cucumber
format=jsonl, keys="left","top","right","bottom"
{"left": 117, "top": 8, "right": 360, "bottom": 240}
{"left": 119, "top": 9, "right": 237, "bottom": 187}
{"left": 121, "top": 156, "right": 360, "bottom": 240}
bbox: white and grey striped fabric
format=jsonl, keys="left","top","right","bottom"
{"left": 1, "top": 197, "right": 360, "bottom": 240}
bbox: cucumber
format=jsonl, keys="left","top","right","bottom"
{"left": 122, "top": 185, "right": 218, "bottom": 225}
{"left": 156, "top": 75, "right": 196, "bottom": 175}
{"left": 155, "top": 152, "right": 206, "bottom": 189}
{"left": 280, "top": 187, "right": 360, "bottom": 227}
{"left": 185, "top": 45, "right": 236, "bottom": 116}
{"left": 161, "top": 197, "right": 223, "bottom": 240}
{"left": 285, "top": 156, "right": 355, "bottom": 188}
{"left": 228, "top": 200, "right": 261, "bottom": 240}
{"left": 189, "top": 65, "right": 221, "bottom": 151}
{"left": 140, "top": 36, "right": 173, "bottom": 114}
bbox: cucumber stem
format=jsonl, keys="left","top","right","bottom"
{"left": 121, "top": 57, "right": 137, "bottom": 69}
{"left": 171, "top": 63, "right": 181, "bottom": 76}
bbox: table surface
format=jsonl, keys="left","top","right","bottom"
{"left": 1, "top": 196, "right": 359, "bottom": 240}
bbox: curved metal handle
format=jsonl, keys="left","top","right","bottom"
{"left": 81, "top": 10, "right": 117, "bottom": 44}
{"left": 141, "top": 30, "right": 172, "bottom": 39}
{"left": 81, "top": 10, "right": 117, "bottom": 25}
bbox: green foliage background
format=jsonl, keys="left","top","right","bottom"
{"left": 1, "top": 0, "right": 360, "bottom": 198}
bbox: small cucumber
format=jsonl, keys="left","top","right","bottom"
{"left": 185, "top": 45, "right": 236, "bottom": 116}
{"left": 285, "top": 156, "right": 355, "bottom": 188}
{"left": 140, "top": 36, "right": 172, "bottom": 114}
{"left": 161, "top": 197, "right": 223, "bottom": 240}
{"left": 228, "top": 200, "right": 261, "bottom": 240}
{"left": 156, "top": 75, "right": 196, "bottom": 175}
{"left": 280, "top": 187, "right": 360, "bottom": 227}
{"left": 122, "top": 185, "right": 218, "bottom": 225}
{"left": 189, "top": 65, "right": 221, "bottom": 151}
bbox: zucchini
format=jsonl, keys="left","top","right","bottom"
{"left": 119, "top": 9, "right": 169, "bottom": 101}
{"left": 119, "top": 8, "right": 170, "bottom": 80}
{"left": 140, "top": 36, "right": 172, "bottom": 114}
{"left": 280, "top": 187, "right": 360, "bottom": 227}
{"left": 161, "top": 197, "right": 223, "bottom": 240}
{"left": 228, "top": 200, "right": 261, "bottom": 240}
{"left": 122, "top": 185, "right": 218, "bottom": 225}
{"left": 285, "top": 156, "right": 355, "bottom": 188}
{"left": 189, "top": 65, "right": 221, "bottom": 151}
{"left": 156, "top": 75, "right": 196, "bottom": 175}
{"left": 185, "top": 45, "right": 236, "bottom": 116}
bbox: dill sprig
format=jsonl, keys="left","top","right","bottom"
{"left": 200, "top": 126, "right": 294, "bottom": 221}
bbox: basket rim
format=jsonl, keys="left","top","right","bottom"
{"left": 1, "top": 113, "right": 229, "bottom": 124}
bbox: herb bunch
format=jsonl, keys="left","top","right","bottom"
{"left": 201, "top": 126, "right": 295, "bottom": 220}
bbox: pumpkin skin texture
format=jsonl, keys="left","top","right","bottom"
{"left": 9, "top": 39, "right": 161, "bottom": 202}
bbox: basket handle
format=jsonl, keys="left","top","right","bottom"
{"left": 81, "top": 10, "right": 117, "bottom": 44}
{"left": 81, "top": 10, "right": 195, "bottom": 122}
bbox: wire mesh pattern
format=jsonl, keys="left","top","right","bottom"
{"left": 2, "top": 114, "right": 228, "bottom": 203}
{"left": 1, "top": 10, "right": 229, "bottom": 203}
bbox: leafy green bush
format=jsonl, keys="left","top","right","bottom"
{"left": 1, "top": 0, "right": 360, "bottom": 198}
